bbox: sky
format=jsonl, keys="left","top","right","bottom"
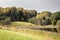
{"left": 0, "top": 0, "right": 60, "bottom": 12}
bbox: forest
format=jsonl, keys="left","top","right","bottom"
{"left": 0, "top": 6, "right": 60, "bottom": 26}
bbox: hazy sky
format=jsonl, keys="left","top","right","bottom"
{"left": 0, "top": 0, "right": 60, "bottom": 12}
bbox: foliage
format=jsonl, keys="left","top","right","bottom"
{"left": 4, "top": 17, "right": 11, "bottom": 25}
{"left": 0, "top": 7, "right": 37, "bottom": 22}
{"left": 0, "top": 6, "right": 60, "bottom": 26}
{"left": 23, "top": 9, "right": 37, "bottom": 21}
{"left": 36, "top": 11, "right": 52, "bottom": 25}
{"left": 0, "top": 17, "right": 11, "bottom": 25}
{"left": 56, "top": 20, "right": 60, "bottom": 33}
{"left": 36, "top": 11, "right": 52, "bottom": 19}
{"left": 51, "top": 11, "right": 60, "bottom": 25}
{"left": 28, "top": 17, "right": 38, "bottom": 24}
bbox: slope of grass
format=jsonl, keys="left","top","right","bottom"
{"left": 14, "top": 28, "right": 60, "bottom": 40}
{"left": 10, "top": 22, "right": 37, "bottom": 26}
{"left": 0, "top": 27, "right": 60, "bottom": 40}
{"left": 0, "top": 29, "right": 41, "bottom": 40}
{"left": 0, "top": 29, "right": 50, "bottom": 40}
{"left": 0, "top": 21, "right": 60, "bottom": 40}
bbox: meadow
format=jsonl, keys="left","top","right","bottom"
{"left": 0, "top": 22, "right": 60, "bottom": 40}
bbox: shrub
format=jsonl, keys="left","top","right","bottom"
{"left": 4, "top": 17, "right": 11, "bottom": 25}
{"left": 28, "top": 17, "right": 36, "bottom": 24}
{"left": 36, "top": 11, "right": 52, "bottom": 25}
{"left": 0, "top": 17, "right": 11, "bottom": 25}
{"left": 56, "top": 20, "right": 60, "bottom": 33}
{"left": 51, "top": 11, "right": 60, "bottom": 25}
{"left": 28, "top": 17, "right": 40, "bottom": 25}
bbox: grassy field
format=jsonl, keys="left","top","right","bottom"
{"left": 10, "top": 22, "right": 37, "bottom": 26}
{"left": 0, "top": 22, "right": 60, "bottom": 40}
{"left": 0, "top": 29, "right": 46, "bottom": 40}
{"left": 0, "top": 29, "right": 56, "bottom": 40}
{"left": 1, "top": 27, "right": 60, "bottom": 40}
{"left": 11, "top": 28, "right": 60, "bottom": 40}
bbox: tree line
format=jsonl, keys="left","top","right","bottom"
{"left": 0, "top": 6, "right": 60, "bottom": 25}
{"left": 0, "top": 7, "right": 37, "bottom": 25}
{"left": 28, "top": 11, "right": 60, "bottom": 26}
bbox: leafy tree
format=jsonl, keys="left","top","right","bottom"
{"left": 15, "top": 8, "right": 24, "bottom": 21}
{"left": 4, "top": 7, "right": 11, "bottom": 16}
{"left": 57, "top": 20, "right": 60, "bottom": 33}
{"left": 10, "top": 7, "right": 17, "bottom": 21}
{"left": 51, "top": 11, "right": 60, "bottom": 25}
{"left": 0, "top": 17, "right": 11, "bottom": 25}
{"left": 23, "top": 9, "right": 37, "bottom": 21}
{"left": 36, "top": 11, "right": 52, "bottom": 25}
{"left": 28, "top": 17, "right": 38, "bottom": 24}
{"left": 4, "top": 17, "right": 11, "bottom": 25}
{"left": 0, "top": 7, "right": 4, "bottom": 15}
{"left": 0, "top": 7, "right": 8, "bottom": 20}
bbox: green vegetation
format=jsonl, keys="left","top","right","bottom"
{"left": 29, "top": 11, "right": 52, "bottom": 25}
{"left": 0, "top": 7, "right": 60, "bottom": 26}
{"left": 9, "top": 27, "right": 60, "bottom": 40}
{"left": 0, "top": 6, "right": 60, "bottom": 40}
{"left": 28, "top": 17, "right": 38, "bottom": 24}
{"left": 0, "top": 29, "right": 43, "bottom": 40}
{"left": 0, "top": 7, "right": 37, "bottom": 23}
{"left": 10, "top": 22, "right": 37, "bottom": 26}
{"left": 0, "top": 28, "right": 60, "bottom": 40}
{"left": 51, "top": 11, "right": 60, "bottom": 25}
{"left": 57, "top": 20, "right": 60, "bottom": 33}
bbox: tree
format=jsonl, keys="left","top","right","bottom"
{"left": 36, "top": 11, "right": 52, "bottom": 25}
{"left": 57, "top": 20, "right": 60, "bottom": 33}
{"left": 51, "top": 11, "right": 60, "bottom": 25}
{"left": 23, "top": 9, "right": 37, "bottom": 21}
{"left": 15, "top": 8, "right": 24, "bottom": 21}
{"left": 0, "top": 7, "right": 4, "bottom": 15}
{"left": 10, "top": 7, "right": 17, "bottom": 21}
{"left": 4, "top": 7, "right": 11, "bottom": 16}
{"left": 4, "top": 17, "right": 11, "bottom": 25}
{"left": 0, "top": 7, "right": 8, "bottom": 20}
{"left": 0, "top": 17, "right": 11, "bottom": 25}
{"left": 28, "top": 17, "right": 39, "bottom": 24}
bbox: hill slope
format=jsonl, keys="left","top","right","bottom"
{"left": 0, "top": 29, "right": 46, "bottom": 40}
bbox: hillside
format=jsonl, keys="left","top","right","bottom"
{"left": 1, "top": 29, "right": 58, "bottom": 40}
{"left": 0, "top": 29, "right": 43, "bottom": 40}
{"left": 0, "top": 27, "right": 60, "bottom": 40}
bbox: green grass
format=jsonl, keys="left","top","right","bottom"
{"left": 0, "top": 29, "right": 54, "bottom": 40}
{"left": 10, "top": 22, "right": 37, "bottom": 26}
{"left": 0, "top": 21, "right": 60, "bottom": 40}
{"left": 0, "top": 29, "right": 46, "bottom": 40}
{"left": 0, "top": 28, "right": 60, "bottom": 40}
{"left": 15, "top": 28, "right": 60, "bottom": 40}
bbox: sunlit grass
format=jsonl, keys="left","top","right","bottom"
{"left": 0, "top": 26, "right": 60, "bottom": 40}
{"left": 0, "top": 29, "right": 45, "bottom": 40}
{"left": 0, "top": 21, "right": 60, "bottom": 40}
{"left": 11, "top": 22, "right": 37, "bottom": 26}
{"left": 9, "top": 27, "right": 60, "bottom": 40}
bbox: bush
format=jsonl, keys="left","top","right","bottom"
{"left": 28, "top": 17, "right": 36, "bottom": 24}
{"left": 36, "top": 11, "right": 52, "bottom": 25}
{"left": 4, "top": 17, "right": 11, "bottom": 25}
{"left": 0, "top": 17, "right": 11, "bottom": 25}
{"left": 28, "top": 17, "right": 40, "bottom": 25}
{"left": 56, "top": 20, "right": 60, "bottom": 33}
{"left": 51, "top": 11, "right": 60, "bottom": 25}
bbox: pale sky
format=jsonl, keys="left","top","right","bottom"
{"left": 0, "top": 0, "right": 60, "bottom": 12}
